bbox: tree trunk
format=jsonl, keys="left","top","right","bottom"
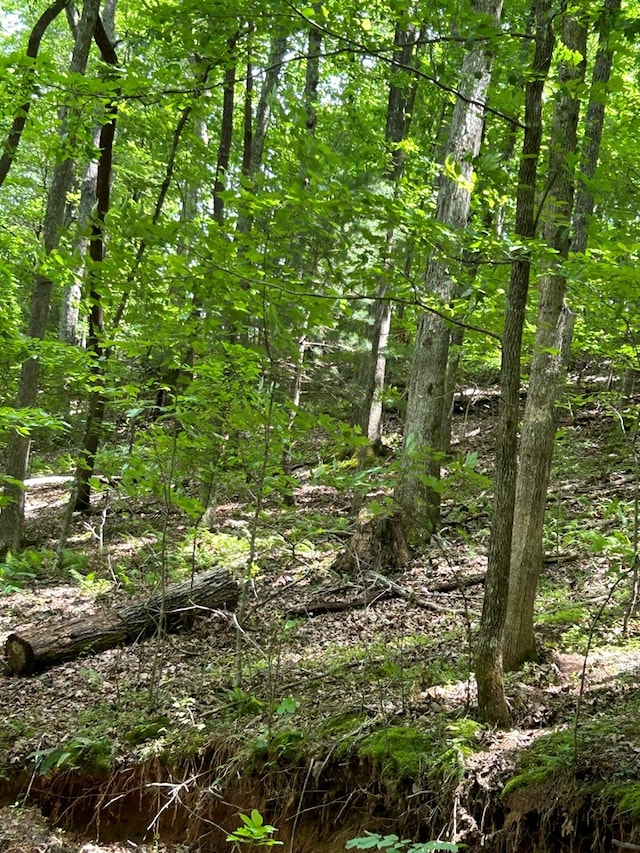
{"left": 501, "top": 13, "right": 587, "bottom": 673}
{"left": 394, "top": 0, "right": 503, "bottom": 543}
{"left": 0, "top": 0, "right": 102, "bottom": 557}
{"left": 59, "top": 0, "right": 118, "bottom": 348}
{"left": 73, "top": 22, "right": 119, "bottom": 513}
{"left": 331, "top": 510, "right": 410, "bottom": 576}
{"left": 475, "top": 0, "right": 555, "bottom": 724}
{"left": 4, "top": 567, "right": 239, "bottom": 676}
{"left": 72, "top": 46, "right": 211, "bottom": 512}
{"left": 357, "top": 21, "right": 419, "bottom": 448}
{"left": 213, "top": 33, "right": 240, "bottom": 227}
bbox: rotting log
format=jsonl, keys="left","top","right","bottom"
{"left": 4, "top": 567, "right": 239, "bottom": 676}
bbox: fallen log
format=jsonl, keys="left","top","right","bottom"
{"left": 4, "top": 567, "right": 239, "bottom": 676}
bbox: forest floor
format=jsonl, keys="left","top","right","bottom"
{"left": 1, "top": 389, "right": 640, "bottom": 853}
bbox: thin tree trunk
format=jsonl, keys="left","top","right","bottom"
{"left": 59, "top": 0, "right": 118, "bottom": 347}
{"left": 0, "top": 0, "right": 72, "bottom": 189}
{"left": 281, "top": 19, "right": 320, "bottom": 505}
{"left": 358, "top": 21, "right": 419, "bottom": 450}
{"left": 503, "top": 1, "right": 618, "bottom": 671}
{"left": 233, "top": 30, "right": 288, "bottom": 270}
{"left": 0, "top": 0, "right": 102, "bottom": 557}
{"left": 73, "top": 19, "right": 119, "bottom": 513}
{"left": 213, "top": 34, "right": 239, "bottom": 227}
{"left": 476, "top": 0, "right": 554, "bottom": 723}
{"left": 571, "top": 0, "right": 620, "bottom": 257}
{"left": 394, "top": 0, "right": 503, "bottom": 543}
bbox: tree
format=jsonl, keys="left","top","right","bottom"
{"left": 356, "top": 14, "right": 420, "bottom": 452}
{"left": 476, "top": 0, "right": 555, "bottom": 725}
{"left": 394, "top": 0, "right": 503, "bottom": 543}
{"left": 0, "top": 0, "right": 102, "bottom": 556}
{"left": 502, "top": 0, "right": 620, "bottom": 672}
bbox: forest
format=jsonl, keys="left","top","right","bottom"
{"left": 1, "top": 0, "right": 640, "bottom": 850}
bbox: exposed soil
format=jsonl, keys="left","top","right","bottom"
{"left": 2, "top": 397, "right": 640, "bottom": 853}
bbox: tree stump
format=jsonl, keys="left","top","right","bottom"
{"left": 331, "top": 510, "right": 410, "bottom": 575}
{"left": 4, "top": 567, "right": 239, "bottom": 676}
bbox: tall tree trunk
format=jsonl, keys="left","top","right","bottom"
{"left": 73, "top": 17, "right": 119, "bottom": 513}
{"left": 59, "top": 0, "right": 118, "bottom": 347}
{"left": 476, "top": 0, "right": 555, "bottom": 724}
{"left": 281, "top": 17, "right": 321, "bottom": 505}
{"left": 503, "top": 0, "right": 618, "bottom": 672}
{"left": 394, "top": 0, "right": 502, "bottom": 543}
{"left": 73, "top": 67, "right": 209, "bottom": 511}
{"left": 0, "top": 0, "right": 102, "bottom": 557}
{"left": 213, "top": 34, "right": 239, "bottom": 228}
{"left": 358, "top": 19, "right": 419, "bottom": 451}
{"left": 234, "top": 30, "right": 289, "bottom": 236}
{"left": 570, "top": 0, "right": 620, "bottom": 257}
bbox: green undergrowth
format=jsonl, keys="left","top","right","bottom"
{"left": 503, "top": 691, "right": 640, "bottom": 827}
{"left": 347, "top": 718, "right": 481, "bottom": 789}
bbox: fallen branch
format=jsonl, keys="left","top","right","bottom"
{"left": 285, "top": 571, "right": 485, "bottom": 618}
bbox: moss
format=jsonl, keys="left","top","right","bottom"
{"left": 318, "top": 711, "right": 367, "bottom": 739}
{"left": 537, "top": 606, "right": 588, "bottom": 626}
{"left": 358, "top": 726, "right": 436, "bottom": 779}
{"left": 612, "top": 782, "right": 640, "bottom": 819}
{"left": 502, "top": 731, "right": 575, "bottom": 798}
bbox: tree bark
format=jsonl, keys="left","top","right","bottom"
{"left": 73, "top": 19, "right": 119, "bottom": 513}
{"left": 394, "top": 0, "right": 503, "bottom": 543}
{"left": 72, "top": 45, "right": 212, "bottom": 512}
{"left": 502, "top": 12, "right": 587, "bottom": 672}
{"left": 0, "top": 0, "right": 103, "bottom": 557}
{"left": 59, "top": 0, "right": 118, "bottom": 348}
{"left": 4, "top": 568, "right": 239, "bottom": 676}
{"left": 476, "top": 0, "right": 555, "bottom": 726}
{"left": 213, "top": 34, "right": 240, "bottom": 227}
{"left": 357, "top": 20, "right": 420, "bottom": 451}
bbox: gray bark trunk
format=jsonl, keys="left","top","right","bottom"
{"left": 502, "top": 13, "right": 589, "bottom": 672}
{"left": 235, "top": 31, "right": 288, "bottom": 235}
{"left": 394, "top": 0, "right": 502, "bottom": 543}
{"left": 0, "top": 0, "right": 102, "bottom": 557}
{"left": 475, "top": 0, "right": 555, "bottom": 724}
{"left": 358, "top": 22, "right": 418, "bottom": 449}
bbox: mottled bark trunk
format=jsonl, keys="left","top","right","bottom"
{"left": 395, "top": 0, "right": 502, "bottom": 543}
{"left": 0, "top": 0, "right": 102, "bottom": 556}
{"left": 503, "top": 4, "right": 618, "bottom": 671}
{"left": 502, "top": 14, "right": 588, "bottom": 672}
{"left": 74, "top": 27, "right": 118, "bottom": 513}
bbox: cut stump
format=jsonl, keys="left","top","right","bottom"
{"left": 4, "top": 567, "right": 239, "bottom": 676}
{"left": 331, "top": 511, "right": 410, "bottom": 575}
